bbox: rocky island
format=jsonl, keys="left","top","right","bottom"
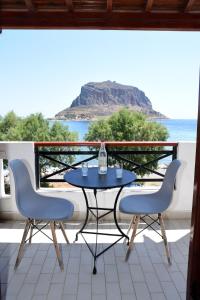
{"left": 55, "top": 81, "right": 166, "bottom": 120}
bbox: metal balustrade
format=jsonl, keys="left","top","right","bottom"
{"left": 34, "top": 141, "right": 178, "bottom": 189}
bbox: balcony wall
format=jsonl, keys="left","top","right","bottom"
{"left": 0, "top": 141, "right": 196, "bottom": 220}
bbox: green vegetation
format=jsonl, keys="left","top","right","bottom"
{"left": 85, "top": 109, "right": 168, "bottom": 142}
{"left": 85, "top": 108, "right": 169, "bottom": 176}
{"left": 0, "top": 111, "right": 78, "bottom": 187}
{"left": 0, "top": 111, "right": 77, "bottom": 142}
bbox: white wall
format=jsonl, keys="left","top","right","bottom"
{"left": 0, "top": 142, "right": 35, "bottom": 215}
{"left": 0, "top": 141, "right": 196, "bottom": 220}
{"left": 167, "top": 142, "right": 196, "bottom": 218}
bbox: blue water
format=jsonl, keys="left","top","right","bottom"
{"left": 62, "top": 120, "right": 90, "bottom": 141}
{"left": 156, "top": 119, "right": 197, "bottom": 141}
{"left": 57, "top": 119, "right": 197, "bottom": 142}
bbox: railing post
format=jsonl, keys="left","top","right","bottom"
{"left": 0, "top": 159, "right": 5, "bottom": 197}
{"left": 105, "top": 143, "right": 109, "bottom": 167}
{"left": 35, "top": 145, "right": 40, "bottom": 189}
{"left": 172, "top": 144, "right": 178, "bottom": 160}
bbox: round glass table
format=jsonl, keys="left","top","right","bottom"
{"left": 64, "top": 167, "right": 136, "bottom": 274}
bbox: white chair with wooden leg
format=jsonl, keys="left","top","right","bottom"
{"left": 9, "top": 159, "right": 74, "bottom": 271}
{"left": 119, "top": 159, "right": 181, "bottom": 263}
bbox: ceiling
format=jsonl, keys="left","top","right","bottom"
{"left": 0, "top": 0, "right": 200, "bottom": 30}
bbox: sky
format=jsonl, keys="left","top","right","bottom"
{"left": 0, "top": 30, "right": 200, "bottom": 119}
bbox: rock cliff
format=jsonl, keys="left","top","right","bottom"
{"left": 55, "top": 81, "right": 165, "bottom": 120}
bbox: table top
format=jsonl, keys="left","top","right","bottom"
{"left": 64, "top": 167, "right": 136, "bottom": 190}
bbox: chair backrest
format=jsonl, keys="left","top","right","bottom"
{"left": 157, "top": 159, "right": 181, "bottom": 209}
{"left": 9, "top": 159, "right": 36, "bottom": 215}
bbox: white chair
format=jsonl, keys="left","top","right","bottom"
{"left": 119, "top": 159, "right": 181, "bottom": 263}
{"left": 9, "top": 159, "right": 74, "bottom": 270}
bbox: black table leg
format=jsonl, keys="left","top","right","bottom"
{"left": 74, "top": 188, "right": 89, "bottom": 242}
{"left": 113, "top": 186, "right": 130, "bottom": 245}
{"left": 64, "top": 167, "right": 135, "bottom": 275}
{"left": 93, "top": 189, "right": 98, "bottom": 274}
{"left": 75, "top": 186, "right": 129, "bottom": 273}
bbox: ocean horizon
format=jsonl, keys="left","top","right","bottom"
{"left": 51, "top": 119, "right": 197, "bottom": 142}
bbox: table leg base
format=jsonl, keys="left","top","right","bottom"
{"left": 74, "top": 233, "right": 79, "bottom": 243}
{"left": 93, "top": 266, "right": 97, "bottom": 274}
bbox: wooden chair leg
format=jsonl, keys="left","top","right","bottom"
{"left": 125, "top": 215, "right": 140, "bottom": 261}
{"left": 50, "top": 221, "right": 64, "bottom": 271}
{"left": 29, "top": 219, "right": 34, "bottom": 244}
{"left": 15, "top": 219, "right": 31, "bottom": 269}
{"left": 127, "top": 215, "right": 136, "bottom": 235}
{"left": 124, "top": 215, "right": 136, "bottom": 244}
{"left": 59, "top": 222, "right": 70, "bottom": 244}
{"left": 158, "top": 213, "right": 171, "bottom": 265}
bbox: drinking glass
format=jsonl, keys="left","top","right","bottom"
{"left": 82, "top": 162, "right": 88, "bottom": 176}
{"left": 116, "top": 163, "right": 123, "bottom": 178}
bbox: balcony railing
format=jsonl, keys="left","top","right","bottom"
{"left": 34, "top": 141, "right": 178, "bottom": 189}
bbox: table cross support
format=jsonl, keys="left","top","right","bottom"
{"left": 75, "top": 187, "right": 130, "bottom": 274}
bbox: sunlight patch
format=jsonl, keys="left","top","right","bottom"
{"left": 0, "top": 228, "right": 190, "bottom": 244}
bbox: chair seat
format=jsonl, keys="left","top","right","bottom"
{"left": 119, "top": 193, "right": 167, "bottom": 215}
{"left": 21, "top": 195, "right": 74, "bottom": 221}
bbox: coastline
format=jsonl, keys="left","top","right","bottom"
{"left": 48, "top": 118, "right": 92, "bottom": 122}
{"left": 47, "top": 116, "right": 168, "bottom": 122}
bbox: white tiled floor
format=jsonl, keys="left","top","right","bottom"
{"left": 0, "top": 219, "right": 190, "bottom": 300}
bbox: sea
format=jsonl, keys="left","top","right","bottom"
{"left": 54, "top": 119, "right": 197, "bottom": 142}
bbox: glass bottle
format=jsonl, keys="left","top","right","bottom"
{"left": 98, "top": 142, "right": 107, "bottom": 174}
